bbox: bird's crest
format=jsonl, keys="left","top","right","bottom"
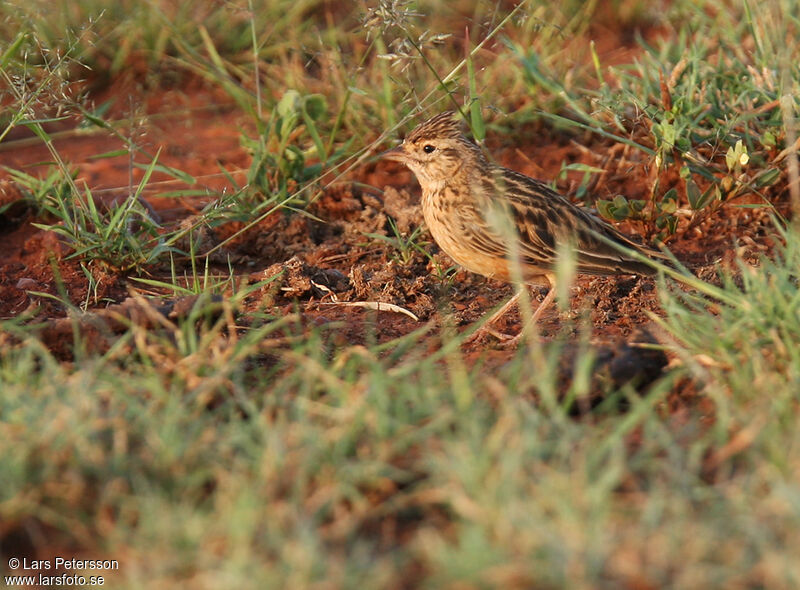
{"left": 406, "top": 111, "right": 463, "bottom": 143}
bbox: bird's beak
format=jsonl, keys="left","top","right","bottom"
{"left": 380, "top": 144, "right": 406, "bottom": 162}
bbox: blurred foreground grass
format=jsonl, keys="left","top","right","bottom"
{"left": 2, "top": 229, "right": 800, "bottom": 587}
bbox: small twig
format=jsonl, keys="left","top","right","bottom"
{"left": 319, "top": 301, "right": 419, "bottom": 321}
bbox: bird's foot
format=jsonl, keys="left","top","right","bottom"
{"left": 462, "top": 287, "right": 557, "bottom": 348}
{"left": 462, "top": 325, "right": 515, "bottom": 346}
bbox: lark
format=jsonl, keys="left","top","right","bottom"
{"left": 383, "top": 111, "right": 669, "bottom": 343}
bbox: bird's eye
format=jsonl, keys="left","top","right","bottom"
{"left": 423, "top": 144, "right": 436, "bottom": 154}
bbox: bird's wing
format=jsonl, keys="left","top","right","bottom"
{"left": 495, "top": 168, "right": 663, "bottom": 277}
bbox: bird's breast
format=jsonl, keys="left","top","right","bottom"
{"left": 421, "top": 188, "right": 512, "bottom": 281}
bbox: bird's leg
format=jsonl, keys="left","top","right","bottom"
{"left": 465, "top": 275, "right": 559, "bottom": 345}
{"left": 485, "top": 290, "right": 522, "bottom": 327}
{"left": 499, "top": 286, "right": 557, "bottom": 348}
{"left": 463, "top": 290, "right": 522, "bottom": 344}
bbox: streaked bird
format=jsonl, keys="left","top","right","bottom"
{"left": 383, "top": 111, "right": 669, "bottom": 343}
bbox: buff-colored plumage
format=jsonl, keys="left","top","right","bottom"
{"left": 383, "top": 111, "right": 666, "bottom": 341}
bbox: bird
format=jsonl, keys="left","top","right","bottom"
{"left": 382, "top": 110, "right": 670, "bottom": 344}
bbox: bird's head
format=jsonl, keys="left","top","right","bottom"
{"left": 383, "top": 111, "right": 486, "bottom": 187}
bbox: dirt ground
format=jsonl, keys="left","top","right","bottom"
{"left": 0, "top": 63, "right": 784, "bottom": 387}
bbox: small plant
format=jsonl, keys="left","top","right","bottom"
{"left": 242, "top": 90, "right": 344, "bottom": 210}
{"left": 364, "top": 217, "right": 430, "bottom": 266}
{"left": 29, "top": 158, "right": 172, "bottom": 272}
{"left": 132, "top": 243, "right": 237, "bottom": 298}
{"left": 3, "top": 165, "right": 75, "bottom": 218}
{"left": 513, "top": 5, "right": 791, "bottom": 238}
{"left": 429, "top": 258, "right": 459, "bottom": 292}
{"left": 558, "top": 162, "right": 605, "bottom": 204}
{"left": 365, "top": 217, "right": 458, "bottom": 290}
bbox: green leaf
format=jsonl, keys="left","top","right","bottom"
{"left": 133, "top": 160, "right": 195, "bottom": 184}
{"left": 630, "top": 199, "right": 646, "bottom": 213}
{"left": 79, "top": 100, "right": 115, "bottom": 129}
{"left": 676, "top": 137, "right": 691, "bottom": 152}
{"left": 657, "top": 121, "right": 676, "bottom": 148}
{"left": 661, "top": 188, "right": 679, "bottom": 204}
{"left": 469, "top": 100, "right": 485, "bottom": 143}
{"left": 658, "top": 198, "right": 677, "bottom": 214}
{"left": 88, "top": 149, "right": 129, "bottom": 160}
{"left": 561, "top": 163, "right": 605, "bottom": 174}
{"left": 686, "top": 179, "right": 701, "bottom": 209}
{"left": 0, "top": 32, "right": 27, "bottom": 69}
{"left": 277, "top": 90, "right": 301, "bottom": 119}
{"left": 754, "top": 168, "right": 781, "bottom": 187}
{"left": 597, "top": 195, "right": 630, "bottom": 220}
{"left": 134, "top": 147, "right": 163, "bottom": 198}
{"left": 302, "top": 94, "right": 327, "bottom": 121}
{"left": 596, "top": 199, "right": 615, "bottom": 221}
{"left": 21, "top": 121, "right": 52, "bottom": 142}
{"left": 301, "top": 110, "right": 327, "bottom": 161}
{"left": 687, "top": 179, "right": 717, "bottom": 211}
{"left": 198, "top": 25, "right": 227, "bottom": 74}
{"left": 159, "top": 189, "right": 215, "bottom": 198}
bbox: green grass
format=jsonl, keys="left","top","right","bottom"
{"left": 2, "top": 0, "right": 800, "bottom": 588}
{"left": 511, "top": 0, "right": 797, "bottom": 237}
{"left": 3, "top": 242, "right": 800, "bottom": 587}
